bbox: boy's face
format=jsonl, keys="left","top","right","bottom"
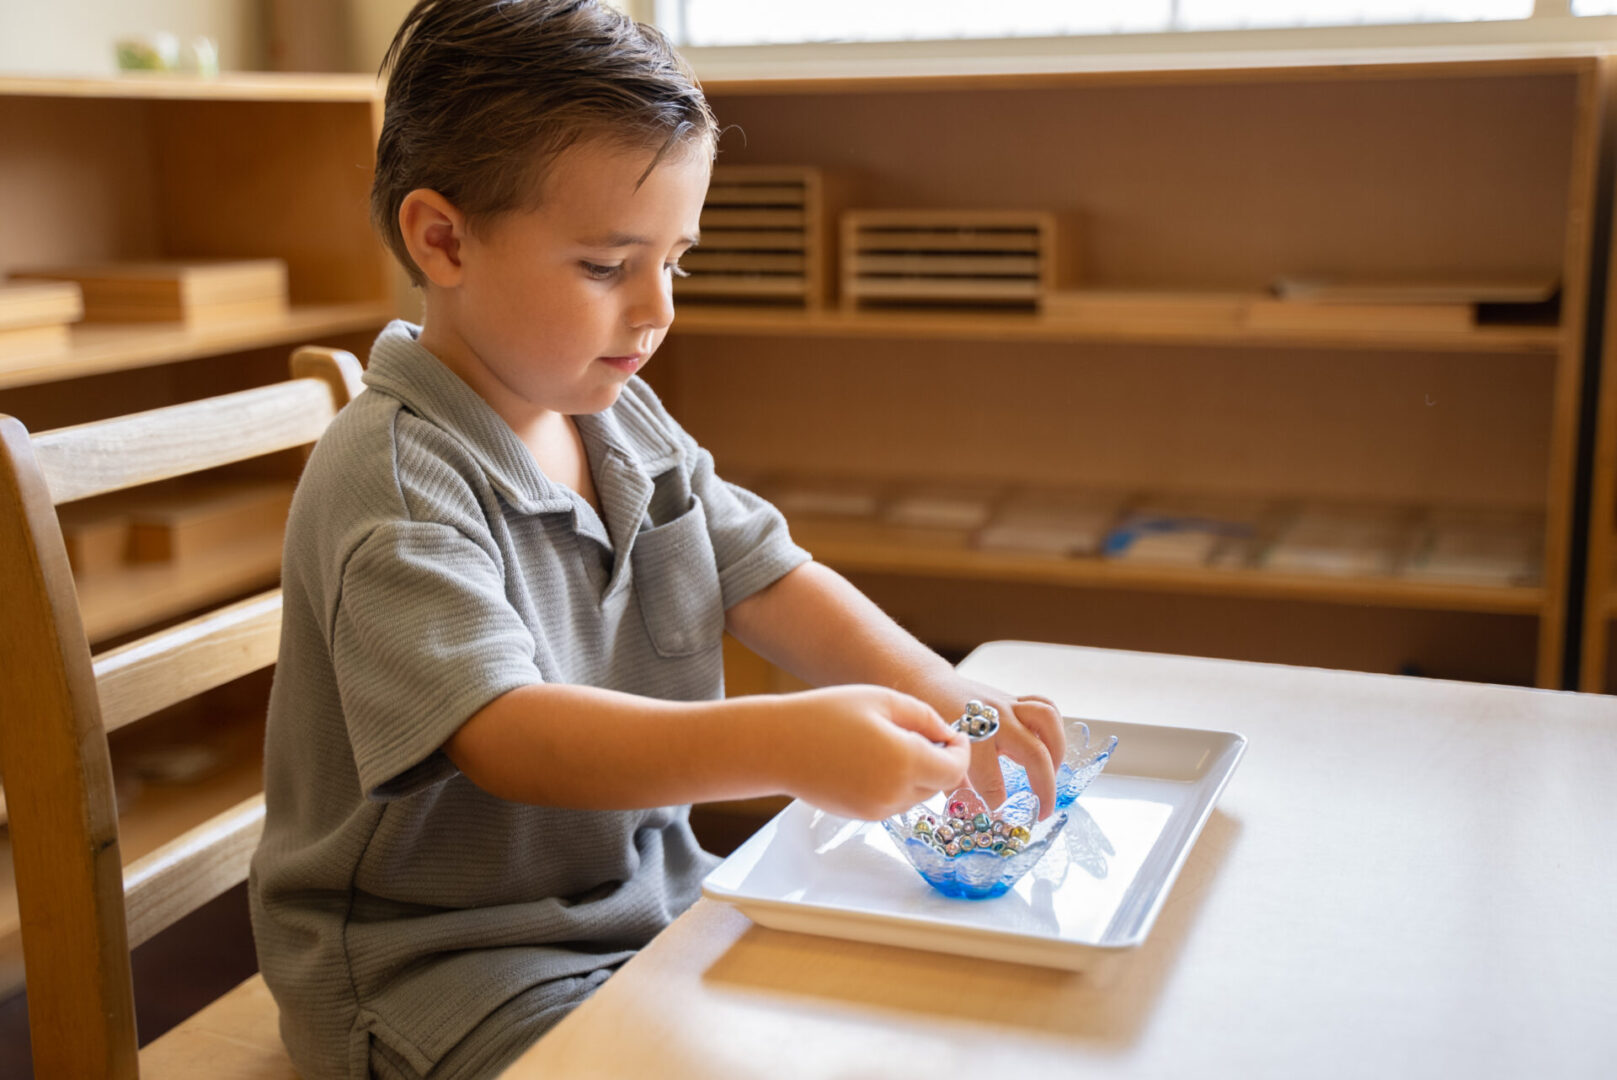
{"left": 437, "top": 139, "right": 709, "bottom": 417}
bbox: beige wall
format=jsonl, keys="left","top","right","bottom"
{"left": 0, "top": 0, "right": 261, "bottom": 76}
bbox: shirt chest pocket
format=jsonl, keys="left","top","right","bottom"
{"left": 630, "top": 497, "right": 725, "bottom": 658}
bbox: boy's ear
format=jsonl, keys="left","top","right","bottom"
{"left": 399, "top": 189, "right": 467, "bottom": 287}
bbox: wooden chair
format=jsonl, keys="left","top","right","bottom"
{"left": 0, "top": 346, "right": 364, "bottom": 1078}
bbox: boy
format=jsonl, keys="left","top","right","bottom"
{"left": 249, "top": 2, "right": 1066, "bottom": 1077}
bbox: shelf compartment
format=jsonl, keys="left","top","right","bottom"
{"left": 790, "top": 518, "right": 1545, "bottom": 616}
{"left": 0, "top": 715, "right": 267, "bottom": 997}
{"left": 0, "top": 300, "right": 393, "bottom": 390}
{"left": 668, "top": 304, "right": 1562, "bottom": 353}
{"left": 75, "top": 526, "right": 285, "bottom": 644}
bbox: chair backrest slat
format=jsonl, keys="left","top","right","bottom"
{"left": 93, "top": 590, "right": 283, "bottom": 735}
{"left": 33, "top": 378, "right": 337, "bottom": 505}
{"left": 122, "top": 795, "right": 265, "bottom": 950}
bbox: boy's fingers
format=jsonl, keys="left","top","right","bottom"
{"left": 968, "top": 743, "right": 1008, "bottom": 809}
{"left": 885, "top": 692, "right": 956, "bottom": 740}
{"left": 918, "top": 733, "right": 971, "bottom": 790}
{"left": 885, "top": 693, "right": 970, "bottom": 789}
{"left": 995, "top": 719, "right": 1059, "bottom": 819}
{"left": 1013, "top": 697, "right": 1067, "bottom": 767}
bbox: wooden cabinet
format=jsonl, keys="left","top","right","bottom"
{"left": 663, "top": 53, "right": 1602, "bottom": 693}
{"left": 0, "top": 73, "right": 391, "bottom": 997}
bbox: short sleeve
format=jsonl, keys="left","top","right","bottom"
{"left": 687, "top": 444, "right": 812, "bottom": 611}
{"left": 332, "top": 519, "right": 542, "bottom": 799}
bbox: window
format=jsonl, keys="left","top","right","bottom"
{"left": 670, "top": 1, "right": 1539, "bottom": 47}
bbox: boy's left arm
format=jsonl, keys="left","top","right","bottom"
{"left": 725, "top": 560, "right": 1067, "bottom": 814}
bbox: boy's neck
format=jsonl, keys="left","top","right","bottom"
{"left": 417, "top": 318, "right": 546, "bottom": 438}
{"left": 415, "top": 317, "right": 601, "bottom": 512}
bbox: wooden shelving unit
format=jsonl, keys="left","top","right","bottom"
{"left": 664, "top": 52, "right": 1601, "bottom": 691}
{"left": 672, "top": 304, "right": 1565, "bottom": 354}
{"left": 0, "top": 73, "right": 390, "bottom": 995}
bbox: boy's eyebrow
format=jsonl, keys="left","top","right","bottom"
{"left": 580, "top": 231, "right": 700, "bottom": 248}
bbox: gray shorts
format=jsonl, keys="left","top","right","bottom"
{"left": 369, "top": 967, "right": 614, "bottom": 1080}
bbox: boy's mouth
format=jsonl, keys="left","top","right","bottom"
{"left": 597, "top": 354, "right": 643, "bottom": 373}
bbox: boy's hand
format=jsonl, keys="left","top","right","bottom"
{"left": 911, "top": 676, "right": 1067, "bottom": 819}
{"left": 779, "top": 685, "right": 970, "bottom": 821}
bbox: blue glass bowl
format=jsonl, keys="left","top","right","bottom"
{"left": 880, "top": 717, "right": 1118, "bottom": 900}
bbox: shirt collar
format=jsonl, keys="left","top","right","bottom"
{"left": 362, "top": 321, "right": 683, "bottom": 519}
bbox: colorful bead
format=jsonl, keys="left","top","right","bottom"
{"left": 1010, "top": 826, "right": 1031, "bottom": 843}
{"left": 944, "top": 841, "right": 960, "bottom": 857}
{"left": 948, "top": 800, "right": 968, "bottom": 818}
{"left": 935, "top": 825, "right": 955, "bottom": 843}
{"left": 972, "top": 813, "right": 991, "bottom": 832}
{"left": 914, "top": 819, "right": 933, "bottom": 837}
{"left": 958, "top": 835, "right": 975, "bottom": 852}
{"left": 992, "top": 820, "right": 1008, "bottom": 837}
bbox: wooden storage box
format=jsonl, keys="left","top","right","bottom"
{"left": 127, "top": 478, "right": 296, "bottom": 563}
{"left": 676, "top": 165, "right": 833, "bottom": 307}
{"left": 58, "top": 496, "right": 133, "bottom": 575}
{"left": 0, "top": 281, "right": 82, "bottom": 363}
{"left": 9, "top": 258, "right": 290, "bottom": 324}
{"left": 841, "top": 210, "right": 1068, "bottom": 310}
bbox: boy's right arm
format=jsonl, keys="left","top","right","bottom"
{"left": 443, "top": 682, "right": 971, "bottom": 820}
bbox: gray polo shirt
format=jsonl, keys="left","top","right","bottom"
{"left": 249, "top": 321, "right": 810, "bottom": 1079}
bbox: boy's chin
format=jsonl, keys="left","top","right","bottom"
{"left": 570, "top": 381, "right": 628, "bottom": 416}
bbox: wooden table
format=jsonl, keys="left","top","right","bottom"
{"left": 502, "top": 642, "right": 1617, "bottom": 1079}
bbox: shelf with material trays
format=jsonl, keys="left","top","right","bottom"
{"left": 788, "top": 517, "right": 1545, "bottom": 617}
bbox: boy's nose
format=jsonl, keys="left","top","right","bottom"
{"left": 627, "top": 272, "right": 675, "bottom": 331}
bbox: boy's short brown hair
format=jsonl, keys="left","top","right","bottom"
{"left": 372, "top": 0, "right": 717, "bottom": 286}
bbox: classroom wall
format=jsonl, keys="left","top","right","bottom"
{"left": 0, "top": 0, "right": 261, "bottom": 76}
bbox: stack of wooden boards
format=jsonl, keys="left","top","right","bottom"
{"left": 0, "top": 259, "right": 290, "bottom": 372}
{"left": 0, "top": 280, "right": 83, "bottom": 362}
{"left": 9, "top": 257, "right": 289, "bottom": 323}
{"left": 676, "top": 165, "right": 832, "bottom": 308}
{"left": 58, "top": 476, "right": 296, "bottom": 576}
{"left": 750, "top": 474, "right": 1544, "bottom": 588}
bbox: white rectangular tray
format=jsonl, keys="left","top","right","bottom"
{"left": 701, "top": 718, "right": 1245, "bottom": 971}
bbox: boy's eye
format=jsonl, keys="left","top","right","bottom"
{"left": 581, "top": 261, "right": 622, "bottom": 280}
{"left": 666, "top": 261, "right": 690, "bottom": 279}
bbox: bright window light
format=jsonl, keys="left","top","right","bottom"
{"left": 1573, "top": 0, "right": 1617, "bottom": 14}
{"left": 1179, "top": 1, "right": 1530, "bottom": 29}
{"left": 673, "top": 1, "right": 1534, "bottom": 46}
{"left": 679, "top": 2, "right": 1172, "bottom": 46}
